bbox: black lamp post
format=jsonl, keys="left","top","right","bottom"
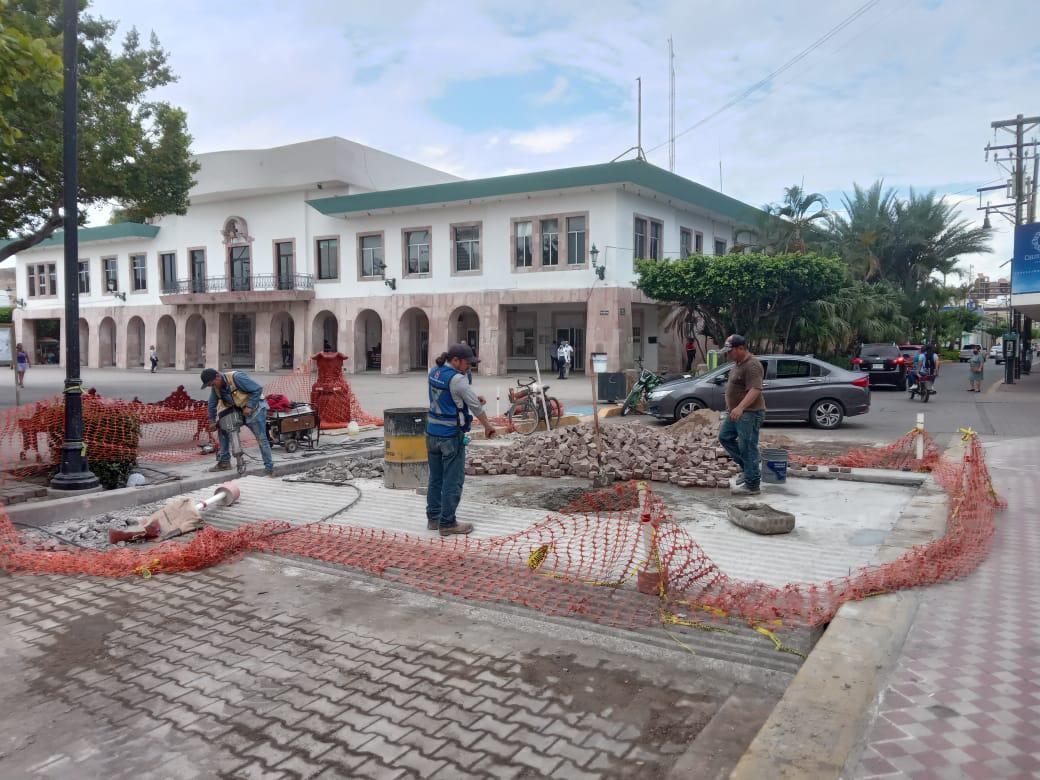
{"left": 50, "top": 0, "right": 99, "bottom": 491}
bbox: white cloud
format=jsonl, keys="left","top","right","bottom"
{"left": 510, "top": 127, "right": 579, "bottom": 154}
{"left": 532, "top": 75, "right": 570, "bottom": 105}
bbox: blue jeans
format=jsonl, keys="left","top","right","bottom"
{"left": 426, "top": 433, "right": 466, "bottom": 528}
{"left": 718, "top": 410, "right": 765, "bottom": 490}
{"left": 218, "top": 407, "right": 274, "bottom": 470}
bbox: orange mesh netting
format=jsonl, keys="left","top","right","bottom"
{"left": 0, "top": 429, "right": 1004, "bottom": 633}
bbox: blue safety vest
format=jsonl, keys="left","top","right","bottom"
{"left": 427, "top": 365, "right": 471, "bottom": 437}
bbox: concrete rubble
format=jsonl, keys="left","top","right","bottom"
{"left": 282, "top": 455, "right": 384, "bottom": 484}
{"left": 467, "top": 422, "right": 742, "bottom": 487}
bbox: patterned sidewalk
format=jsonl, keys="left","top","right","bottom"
{"left": 852, "top": 435, "right": 1040, "bottom": 778}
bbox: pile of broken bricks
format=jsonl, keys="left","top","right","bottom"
{"left": 466, "top": 423, "right": 742, "bottom": 487}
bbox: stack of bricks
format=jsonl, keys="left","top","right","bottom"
{"left": 466, "top": 423, "right": 741, "bottom": 488}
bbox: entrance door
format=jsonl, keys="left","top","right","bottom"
{"left": 556, "top": 327, "right": 586, "bottom": 372}
{"left": 229, "top": 245, "right": 251, "bottom": 291}
{"left": 632, "top": 326, "right": 644, "bottom": 363}
{"left": 231, "top": 314, "right": 255, "bottom": 367}
{"left": 418, "top": 329, "right": 429, "bottom": 369}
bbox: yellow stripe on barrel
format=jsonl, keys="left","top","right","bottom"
{"left": 383, "top": 407, "right": 430, "bottom": 489}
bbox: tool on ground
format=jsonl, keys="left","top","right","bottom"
{"left": 108, "top": 482, "right": 241, "bottom": 544}
{"left": 218, "top": 407, "right": 248, "bottom": 474}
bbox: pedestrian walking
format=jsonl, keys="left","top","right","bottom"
{"left": 968, "top": 345, "right": 984, "bottom": 393}
{"left": 557, "top": 339, "right": 574, "bottom": 379}
{"left": 149, "top": 345, "right": 158, "bottom": 373}
{"left": 684, "top": 337, "right": 697, "bottom": 372}
{"left": 14, "top": 343, "right": 28, "bottom": 388}
{"left": 200, "top": 368, "right": 276, "bottom": 476}
{"left": 426, "top": 343, "right": 497, "bottom": 536}
{"left": 549, "top": 340, "right": 559, "bottom": 373}
{"left": 717, "top": 335, "right": 766, "bottom": 495}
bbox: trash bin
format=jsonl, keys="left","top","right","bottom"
{"left": 383, "top": 407, "right": 428, "bottom": 489}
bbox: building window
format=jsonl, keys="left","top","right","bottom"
{"left": 633, "top": 217, "right": 647, "bottom": 259}
{"left": 453, "top": 224, "right": 480, "bottom": 272}
{"left": 27, "top": 263, "right": 57, "bottom": 297}
{"left": 275, "top": 241, "right": 294, "bottom": 289}
{"left": 714, "top": 238, "right": 727, "bottom": 256}
{"left": 405, "top": 229, "right": 430, "bottom": 275}
{"left": 359, "top": 233, "right": 384, "bottom": 278}
{"left": 680, "top": 228, "right": 693, "bottom": 258}
{"left": 130, "top": 254, "right": 147, "bottom": 291}
{"left": 103, "top": 257, "right": 118, "bottom": 293}
{"left": 159, "top": 252, "right": 177, "bottom": 293}
{"left": 514, "top": 221, "right": 533, "bottom": 268}
{"left": 316, "top": 238, "right": 338, "bottom": 280}
{"left": 189, "top": 248, "right": 206, "bottom": 292}
{"left": 649, "top": 220, "right": 662, "bottom": 260}
{"left": 567, "top": 215, "right": 586, "bottom": 264}
{"left": 540, "top": 218, "right": 559, "bottom": 266}
{"left": 78, "top": 260, "right": 90, "bottom": 294}
{"left": 508, "top": 312, "right": 536, "bottom": 357}
{"left": 695, "top": 231, "right": 704, "bottom": 253}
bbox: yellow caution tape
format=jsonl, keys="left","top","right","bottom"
{"left": 135, "top": 558, "right": 161, "bottom": 579}
{"left": 750, "top": 621, "right": 807, "bottom": 658}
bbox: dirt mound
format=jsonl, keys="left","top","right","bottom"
{"left": 666, "top": 408, "right": 720, "bottom": 437}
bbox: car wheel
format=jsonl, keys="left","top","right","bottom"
{"left": 810, "top": 399, "right": 844, "bottom": 429}
{"left": 674, "top": 399, "right": 703, "bottom": 420}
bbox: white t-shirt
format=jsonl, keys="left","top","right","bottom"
{"left": 558, "top": 344, "right": 574, "bottom": 363}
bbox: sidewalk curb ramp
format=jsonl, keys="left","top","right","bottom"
{"left": 727, "top": 457, "right": 953, "bottom": 779}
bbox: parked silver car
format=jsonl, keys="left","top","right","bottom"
{"left": 646, "top": 355, "right": 871, "bottom": 430}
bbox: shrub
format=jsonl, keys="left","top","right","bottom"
{"left": 940, "top": 348, "right": 959, "bottom": 362}
{"left": 46, "top": 403, "right": 141, "bottom": 490}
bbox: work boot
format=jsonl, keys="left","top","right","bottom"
{"left": 731, "top": 483, "right": 761, "bottom": 496}
{"left": 427, "top": 519, "right": 440, "bottom": 531}
{"left": 439, "top": 522, "right": 474, "bottom": 537}
{"left": 208, "top": 461, "right": 231, "bottom": 473}
{"left": 264, "top": 468, "right": 275, "bottom": 478}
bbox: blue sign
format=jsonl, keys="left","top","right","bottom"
{"left": 1012, "top": 221, "right": 1040, "bottom": 294}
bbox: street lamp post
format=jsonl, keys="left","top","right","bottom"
{"left": 50, "top": 0, "right": 99, "bottom": 491}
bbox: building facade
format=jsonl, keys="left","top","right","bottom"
{"left": 10, "top": 137, "right": 758, "bottom": 376}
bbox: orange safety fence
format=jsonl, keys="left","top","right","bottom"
{"left": 0, "top": 428, "right": 1005, "bottom": 634}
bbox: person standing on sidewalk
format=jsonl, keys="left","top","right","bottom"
{"left": 557, "top": 339, "right": 574, "bottom": 379}
{"left": 149, "top": 345, "right": 158, "bottom": 373}
{"left": 201, "top": 367, "right": 276, "bottom": 476}
{"left": 426, "top": 343, "right": 497, "bottom": 536}
{"left": 718, "top": 335, "right": 766, "bottom": 495}
{"left": 968, "top": 345, "right": 984, "bottom": 393}
{"left": 684, "top": 338, "right": 697, "bottom": 372}
{"left": 14, "top": 343, "right": 28, "bottom": 388}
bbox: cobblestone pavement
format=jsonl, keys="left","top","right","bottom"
{"left": 0, "top": 556, "right": 780, "bottom": 779}
{"left": 851, "top": 435, "right": 1040, "bottom": 778}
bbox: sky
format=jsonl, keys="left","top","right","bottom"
{"left": 8, "top": 0, "right": 1038, "bottom": 280}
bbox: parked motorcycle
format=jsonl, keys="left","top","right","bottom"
{"left": 621, "top": 361, "right": 666, "bottom": 416}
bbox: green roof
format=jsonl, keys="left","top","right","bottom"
{"left": 1, "top": 222, "right": 160, "bottom": 252}
{"left": 307, "top": 159, "right": 762, "bottom": 225}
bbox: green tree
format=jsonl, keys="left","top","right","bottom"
{"left": 0, "top": 0, "right": 62, "bottom": 146}
{"left": 759, "top": 185, "right": 830, "bottom": 254}
{"left": 635, "top": 252, "right": 846, "bottom": 350}
{"left": 790, "top": 280, "right": 907, "bottom": 356}
{"left": 0, "top": 0, "right": 198, "bottom": 262}
{"left": 984, "top": 319, "right": 1009, "bottom": 339}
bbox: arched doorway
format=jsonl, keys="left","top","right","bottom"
{"left": 449, "top": 306, "right": 480, "bottom": 370}
{"left": 271, "top": 311, "right": 295, "bottom": 369}
{"left": 185, "top": 314, "right": 206, "bottom": 368}
{"left": 99, "top": 317, "right": 116, "bottom": 367}
{"left": 354, "top": 310, "right": 383, "bottom": 371}
{"left": 399, "top": 308, "right": 430, "bottom": 371}
{"left": 78, "top": 318, "right": 89, "bottom": 367}
{"left": 311, "top": 310, "right": 338, "bottom": 353}
{"left": 126, "top": 316, "right": 145, "bottom": 367}
{"left": 156, "top": 315, "right": 176, "bottom": 368}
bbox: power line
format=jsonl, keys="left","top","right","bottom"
{"left": 647, "top": 0, "right": 883, "bottom": 154}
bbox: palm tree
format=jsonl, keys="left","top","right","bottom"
{"left": 824, "top": 181, "right": 898, "bottom": 281}
{"left": 759, "top": 185, "right": 830, "bottom": 253}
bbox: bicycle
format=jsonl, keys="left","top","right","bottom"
{"left": 506, "top": 377, "right": 562, "bottom": 435}
{"left": 620, "top": 360, "right": 666, "bottom": 416}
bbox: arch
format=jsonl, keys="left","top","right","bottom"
{"left": 449, "top": 305, "right": 480, "bottom": 352}
{"left": 311, "top": 310, "right": 338, "bottom": 354}
{"left": 399, "top": 308, "right": 430, "bottom": 371}
{"left": 126, "top": 316, "right": 145, "bottom": 367}
{"left": 99, "top": 317, "right": 117, "bottom": 367}
{"left": 156, "top": 315, "right": 176, "bottom": 368}
{"left": 354, "top": 309, "right": 383, "bottom": 371}
{"left": 270, "top": 311, "right": 295, "bottom": 369}
{"left": 78, "top": 318, "right": 89, "bottom": 367}
{"left": 185, "top": 313, "right": 206, "bottom": 369}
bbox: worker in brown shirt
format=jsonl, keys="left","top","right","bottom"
{"left": 718, "top": 334, "right": 766, "bottom": 495}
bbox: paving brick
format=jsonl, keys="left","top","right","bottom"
{"left": 392, "top": 748, "right": 447, "bottom": 778}
{"left": 315, "top": 744, "right": 370, "bottom": 773}
{"left": 244, "top": 740, "right": 294, "bottom": 769}
{"left": 471, "top": 733, "right": 522, "bottom": 761}
{"left": 274, "top": 754, "right": 325, "bottom": 780}
{"left": 329, "top": 724, "right": 377, "bottom": 752}
{"left": 260, "top": 719, "right": 303, "bottom": 747}
{"left": 470, "top": 713, "right": 519, "bottom": 741}
{"left": 286, "top": 732, "right": 336, "bottom": 762}
{"left": 361, "top": 717, "right": 413, "bottom": 744}
{"left": 547, "top": 737, "right": 597, "bottom": 767}
{"left": 352, "top": 758, "right": 406, "bottom": 780}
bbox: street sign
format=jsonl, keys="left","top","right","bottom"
{"left": 1012, "top": 221, "right": 1040, "bottom": 294}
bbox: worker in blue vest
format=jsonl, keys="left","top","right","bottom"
{"left": 426, "top": 343, "right": 497, "bottom": 536}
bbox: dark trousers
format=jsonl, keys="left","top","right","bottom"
{"left": 685, "top": 352, "right": 696, "bottom": 371}
{"left": 426, "top": 433, "right": 466, "bottom": 528}
{"left": 150, "top": 357, "right": 158, "bottom": 373}
{"left": 718, "top": 410, "right": 765, "bottom": 489}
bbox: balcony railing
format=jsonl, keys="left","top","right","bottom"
{"left": 161, "top": 273, "right": 315, "bottom": 295}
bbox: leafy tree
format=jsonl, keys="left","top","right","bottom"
{"left": 635, "top": 253, "right": 846, "bottom": 350}
{"left": 0, "top": 0, "right": 62, "bottom": 146}
{"left": 759, "top": 185, "right": 830, "bottom": 253}
{"left": 791, "top": 280, "right": 907, "bottom": 356}
{"left": 0, "top": 0, "right": 198, "bottom": 262}
{"left": 984, "top": 319, "right": 1009, "bottom": 339}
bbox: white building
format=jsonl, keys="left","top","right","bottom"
{"left": 9, "top": 137, "right": 760, "bottom": 375}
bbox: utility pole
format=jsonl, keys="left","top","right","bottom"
{"left": 50, "top": 0, "right": 99, "bottom": 492}
{"left": 979, "top": 113, "right": 1040, "bottom": 384}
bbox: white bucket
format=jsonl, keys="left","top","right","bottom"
{"left": 760, "top": 448, "right": 788, "bottom": 484}
{"left": 591, "top": 353, "right": 608, "bottom": 373}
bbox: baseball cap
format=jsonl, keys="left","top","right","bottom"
{"left": 720, "top": 334, "right": 747, "bottom": 354}
{"left": 447, "top": 343, "right": 481, "bottom": 364}
{"left": 200, "top": 368, "right": 219, "bottom": 388}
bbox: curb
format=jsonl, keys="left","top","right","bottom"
{"left": 5, "top": 444, "right": 383, "bottom": 528}
{"left": 729, "top": 466, "right": 950, "bottom": 779}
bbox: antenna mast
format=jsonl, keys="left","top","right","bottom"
{"left": 610, "top": 77, "right": 648, "bottom": 162}
{"left": 668, "top": 37, "right": 676, "bottom": 172}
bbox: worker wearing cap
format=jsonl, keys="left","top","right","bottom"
{"left": 426, "top": 343, "right": 498, "bottom": 536}
{"left": 200, "top": 368, "right": 275, "bottom": 476}
{"left": 718, "top": 335, "right": 766, "bottom": 495}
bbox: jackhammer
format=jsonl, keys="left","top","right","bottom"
{"left": 218, "top": 406, "right": 248, "bottom": 475}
